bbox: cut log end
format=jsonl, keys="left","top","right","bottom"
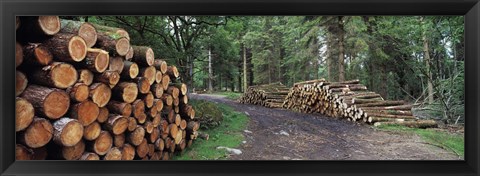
{"left": 54, "top": 118, "right": 84, "bottom": 147}
{"left": 83, "top": 121, "right": 101, "bottom": 141}
{"left": 79, "top": 23, "right": 97, "bottom": 48}
{"left": 16, "top": 98, "right": 35, "bottom": 132}
{"left": 78, "top": 69, "right": 94, "bottom": 85}
{"left": 44, "top": 90, "right": 70, "bottom": 119}
{"left": 44, "top": 62, "right": 78, "bottom": 89}
{"left": 67, "top": 83, "right": 89, "bottom": 102}
{"left": 72, "top": 100, "right": 99, "bottom": 126}
{"left": 38, "top": 16, "right": 61, "bottom": 35}
{"left": 116, "top": 38, "right": 130, "bottom": 56}
{"left": 16, "top": 71, "right": 28, "bottom": 96}
{"left": 69, "top": 36, "right": 88, "bottom": 62}
{"left": 22, "top": 117, "right": 53, "bottom": 148}
{"left": 89, "top": 83, "right": 111, "bottom": 107}
{"left": 92, "top": 131, "right": 113, "bottom": 155}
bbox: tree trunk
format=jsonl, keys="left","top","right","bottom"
{"left": 338, "top": 16, "right": 345, "bottom": 82}
{"left": 53, "top": 117, "right": 84, "bottom": 147}
{"left": 60, "top": 19, "right": 97, "bottom": 48}
{"left": 89, "top": 83, "right": 111, "bottom": 107}
{"left": 121, "top": 61, "right": 139, "bottom": 79}
{"left": 20, "top": 85, "right": 70, "bottom": 119}
{"left": 243, "top": 45, "right": 248, "bottom": 92}
{"left": 16, "top": 71, "right": 28, "bottom": 96}
{"left": 83, "top": 121, "right": 101, "bottom": 141}
{"left": 43, "top": 33, "right": 87, "bottom": 62}
{"left": 22, "top": 42, "right": 53, "bottom": 66}
{"left": 30, "top": 62, "right": 78, "bottom": 89}
{"left": 131, "top": 46, "right": 155, "bottom": 66}
{"left": 112, "top": 82, "right": 138, "bottom": 103}
{"left": 16, "top": 97, "right": 35, "bottom": 132}
{"left": 18, "top": 117, "right": 53, "bottom": 148}
{"left": 421, "top": 17, "right": 434, "bottom": 104}
{"left": 70, "top": 100, "right": 99, "bottom": 126}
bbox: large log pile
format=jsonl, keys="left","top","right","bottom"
{"left": 282, "top": 78, "right": 436, "bottom": 128}
{"left": 15, "top": 16, "right": 200, "bottom": 160}
{"left": 239, "top": 82, "right": 290, "bottom": 108}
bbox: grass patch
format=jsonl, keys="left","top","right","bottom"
{"left": 213, "top": 91, "right": 242, "bottom": 100}
{"left": 376, "top": 124, "right": 464, "bottom": 157}
{"left": 173, "top": 103, "right": 249, "bottom": 160}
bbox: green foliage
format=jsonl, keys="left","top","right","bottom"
{"left": 189, "top": 99, "right": 224, "bottom": 129}
{"left": 173, "top": 103, "right": 249, "bottom": 160}
{"left": 376, "top": 124, "right": 464, "bottom": 157}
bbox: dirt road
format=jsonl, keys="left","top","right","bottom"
{"left": 190, "top": 93, "right": 461, "bottom": 160}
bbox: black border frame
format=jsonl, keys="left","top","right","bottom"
{"left": 1, "top": 0, "right": 479, "bottom": 176}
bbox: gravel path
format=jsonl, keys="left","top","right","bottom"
{"left": 190, "top": 93, "right": 461, "bottom": 160}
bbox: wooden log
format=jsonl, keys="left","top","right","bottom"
{"left": 30, "top": 62, "right": 78, "bottom": 89}
{"left": 187, "top": 121, "right": 200, "bottom": 132}
{"left": 16, "top": 97, "right": 35, "bottom": 132}
{"left": 131, "top": 46, "right": 154, "bottom": 66}
{"left": 79, "top": 152, "right": 100, "bottom": 160}
{"left": 152, "top": 114, "right": 161, "bottom": 127}
{"left": 175, "top": 139, "right": 186, "bottom": 151}
{"left": 61, "top": 140, "right": 85, "bottom": 160}
{"left": 60, "top": 19, "right": 97, "bottom": 48}
{"left": 154, "top": 59, "right": 168, "bottom": 74}
{"left": 180, "top": 105, "right": 195, "bottom": 120}
{"left": 154, "top": 138, "right": 165, "bottom": 151}
{"left": 166, "top": 86, "right": 180, "bottom": 99}
{"left": 121, "top": 144, "right": 135, "bottom": 160}
{"left": 107, "top": 100, "right": 132, "bottom": 117}
{"left": 148, "top": 106, "right": 158, "bottom": 118}
{"left": 21, "top": 43, "right": 52, "bottom": 66}
{"left": 95, "top": 30, "right": 130, "bottom": 56}
{"left": 155, "top": 70, "right": 163, "bottom": 84}
{"left": 148, "top": 128, "right": 160, "bottom": 143}
{"left": 161, "top": 94, "right": 173, "bottom": 106}
{"left": 164, "top": 108, "right": 175, "bottom": 124}
{"left": 43, "top": 33, "right": 87, "bottom": 62}
{"left": 144, "top": 121, "right": 154, "bottom": 134}
{"left": 108, "top": 56, "right": 125, "bottom": 74}
{"left": 16, "top": 42, "right": 24, "bottom": 67}
{"left": 179, "top": 119, "right": 187, "bottom": 130}
{"left": 18, "top": 117, "right": 53, "bottom": 148}
{"left": 153, "top": 99, "right": 164, "bottom": 112}
{"left": 125, "top": 46, "right": 134, "bottom": 61}
{"left": 97, "top": 107, "right": 109, "bottom": 123}
{"left": 91, "top": 23, "right": 130, "bottom": 40}
{"left": 366, "top": 113, "right": 416, "bottom": 119}
{"left": 373, "top": 120, "right": 438, "bottom": 128}
{"left": 161, "top": 75, "right": 170, "bottom": 90}
{"left": 112, "top": 82, "right": 138, "bottom": 104}
{"left": 83, "top": 121, "right": 101, "bottom": 141}
{"left": 70, "top": 100, "right": 99, "bottom": 126}
{"left": 134, "top": 77, "right": 150, "bottom": 94}
{"left": 136, "top": 138, "right": 149, "bottom": 158}
{"left": 140, "top": 66, "right": 156, "bottom": 85}
{"left": 78, "top": 69, "right": 94, "bottom": 86}
{"left": 95, "top": 70, "right": 120, "bottom": 88}
{"left": 113, "top": 133, "right": 125, "bottom": 148}
{"left": 127, "top": 117, "right": 138, "bottom": 132}
{"left": 179, "top": 95, "right": 188, "bottom": 105}
{"left": 175, "top": 114, "right": 181, "bottom": 126}
{"left": 17, "top": 16, "right": 61, "bottom": 42}
{"left": 354, "top": 100, "right": 405, "bottom": 108}
{"left": 132, "top": 99, "right": 146, "bottom": 120}
{"left": 128, "top": 126, "right": 145, "bottom": 146}
{"left": 89, "top": 130, "right": 113, "bottom": 155}
{"left": 89, "top": 83, "right": 111, "bottom": 107}
{"left": 161, "top": 151, "right": 170, "bottom": 160}
{"left": 76, "top": 48, "right": 109, "bottom": 73}
{"left": 66, "top": 83, "right": 89, "bottom": 102}
{"left": 103, "top": 147, "right": 122, "bottom": 160}
{"left": 363, "top": 109, "right": 413, "bottom": 116}
{"left": 121, "top": 61, "right": 139, "bottom": 79}
{"left": 104, "top": 114, "right": 129, "bottom": 135}
{"left": 140, "top": 92, "right": 154, "bottom": 108}
{"left": 16, "top": 144, "right": 33, "bottom": 160}
{"left": 170, "top": 83, "right": 187, "bottom": 96}
{"left": 53, "top": 117, "right": 84, "bottom": 147}
{"left": 359, "top": 105, "right": 414, "bottom": 111}
{"left": 16, "top": 71, "right": 28, "bottom": 96}
{"left": 166, "top": 66, "right": 179, "bottom": 80}
{"left": 20, "top": 85, "right": 70, "bottom": 119}
{"left": 151, "top": 83, "right": 164, "bottom": 98}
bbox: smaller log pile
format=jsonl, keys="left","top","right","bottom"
{"left": 239, "top": 82, "right": 290, "bottom": 108}
{"left": 282, "top": 78, "right": 437, "bottom": 128}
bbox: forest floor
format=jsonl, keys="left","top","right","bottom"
{"left": 189, "top": 93, "right": 462, "bottom": 160}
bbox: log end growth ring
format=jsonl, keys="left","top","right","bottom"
{"left": 39, "top": 16, "right": 61, "bottom": 35}
{"left": 68, "top": 36, "right": 87, "bottom": 62}
{"left": 44, "top": 90, "right": 70, "bottom": 119}
{"left": 116, "top": 38, "right": 130, "bottom": 56}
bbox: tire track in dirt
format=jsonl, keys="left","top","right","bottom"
{"left": 190, "top": 93, "right": 461, "bottom": 160}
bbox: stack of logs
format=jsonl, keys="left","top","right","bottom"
{"left": 239, "top": 82, "right": 290, "bottom": 108}
{"left": 15, "top": 16, "right": 200, "bottom": 160}
{"left": 282, "top": 78, "right": 436, "bottom": 128}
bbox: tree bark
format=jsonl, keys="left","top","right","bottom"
{"left": 112, "top": 82, "right": 138, "bottom": 103}
{"left": 43, "top": 33, "right": 87, "bottom": 62}
{"left": 154, "top": 59, "right": 168, "bottom": 74}
{"left": 20, "top": 85, "right": 70, "bottom": 119}
{"left": 21, "top": 42, "right": 53, "bottom": 66}
{"left": 60, "top": 19, "right": 97, "bottom": 48}
{"left": 77, "top": 48, "right": 109, "bottom": 73}
{"left": 131, "top": 46, "right": 155, "bottom": 66}
{"left": 53, "top": 117, "right": 84, "bottom": 147}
